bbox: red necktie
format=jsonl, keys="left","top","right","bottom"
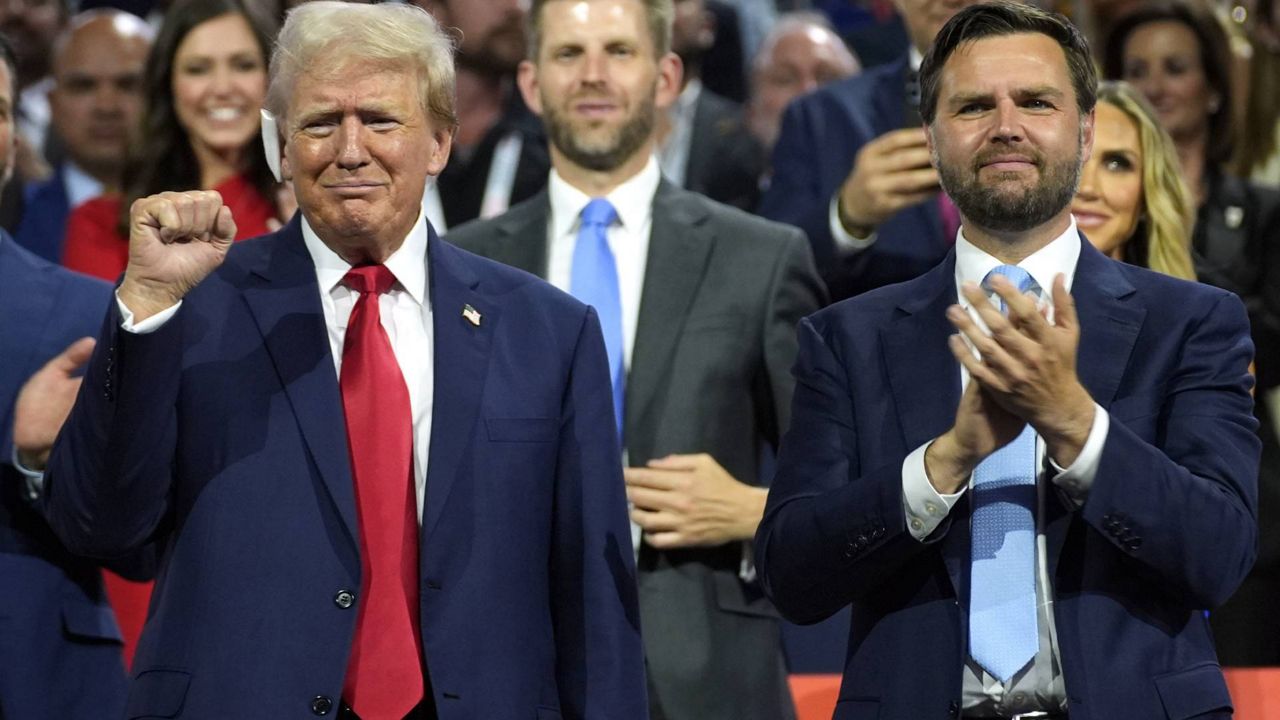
{"left": 339, "top": 265, "right": 425, "bottom": 719}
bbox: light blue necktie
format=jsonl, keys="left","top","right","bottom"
{"left": 570, "top": 198, "right": 625, "bottom": 439}
{"left": 968, "top": 264, "right": 1039, "bottom": 683}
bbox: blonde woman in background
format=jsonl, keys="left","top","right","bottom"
{"left": 1071, "top": 80, "right": 1197, "bottom": 279}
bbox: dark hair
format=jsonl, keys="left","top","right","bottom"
{"left": 1102, "top": 0, "right": 1234, "bottom": 167}
{"left": 919, "top": 0, "right": 1097, "bottom": 125}
{"left": 118, "top": 0, "right": 279, "bottom": 235}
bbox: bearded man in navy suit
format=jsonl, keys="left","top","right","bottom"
{"left": 42, "top": 3, "right": 646, "bottom": 718}
{"left": 757, "top": 4, "right": 1258, "bottom": 719}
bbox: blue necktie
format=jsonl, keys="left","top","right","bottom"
{"left": 570, "top": 198, "right": 625, "bottom": 438}
{"left": 968, "top": 264, "right": 1039, "bottom": 683}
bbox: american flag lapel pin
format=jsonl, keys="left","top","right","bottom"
{"left": 462, "top": 304, "right": 482, "bottom": 327}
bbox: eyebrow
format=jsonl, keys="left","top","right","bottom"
{"left": 946, "top": 85, "right": 1067, "bottom": 107}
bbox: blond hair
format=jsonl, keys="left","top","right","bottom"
{"left": 265, "top": 1, "right": 457, "bottom": 130}
{"left": 1097, "top": 81, "right": 1197, "bottom": 281}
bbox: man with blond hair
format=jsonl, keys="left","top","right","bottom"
{"left": 41, "top": 3, "right": 647, "bottom": 718}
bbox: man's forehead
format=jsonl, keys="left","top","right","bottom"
{"left": 940, "top": 34, "right": 1070, "bottom": 86}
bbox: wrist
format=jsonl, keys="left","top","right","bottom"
{"left": 119, "top": 275, "right": 182, "bottom": 323}
{"left": 1037, "top": 386, "right": 1095, "bottom": 467}
{"left": 924, "top": 432, "right": 977, "bottom": 495}
{"left": 836, "top": 193, "right": 876, "bottom": 239}
{"left": 737, "top": 485, "right": 768, "bottom": 540}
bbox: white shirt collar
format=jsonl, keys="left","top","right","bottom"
{"left": 954, "top": 218, "right": 1081, "bottom": 304}
{"left": 300, "top": 211, "right": 430, "bottom": 307}
{"left": 62, "top": 161, "right": 105, "bottom": 209}
{"left": 548, "top": 154, "right": 662, "bottom": 239}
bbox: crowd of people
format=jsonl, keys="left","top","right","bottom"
{"left": 0, "top": 0, "right": 1276, "bottom": 717}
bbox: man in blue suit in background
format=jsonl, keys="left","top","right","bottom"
{"left": 0, "top": 34, "right": 138, "bottom": 717}
{"left": 14, "top": 10, "right": 150, "bottom": 262}
{"left": 758, "top": 0, "right": 980, "bottom": 302}
{"left": 42, "top": 3, "right": 646, "bottom": 719}
{"left": 757, "top": 4, "right": 1258, "bottom": 718}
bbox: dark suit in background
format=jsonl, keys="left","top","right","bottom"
{"left": 448, "top": 180, "right": 825, "bottom": 720}
{"left": 14, "top": 165, "right": 74, "bottom": 263}
{"left": 684, "top": 89, "right": 764, "bottom": 212}
{"left": 759, "top": 57, "right": 948, "bottom": 302}
{"left": 0, "top": 235, "right": 133, "bottom": 719}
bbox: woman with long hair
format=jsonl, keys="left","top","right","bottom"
{"left": 1071, "top": 81, "right": 1197, "bottom": 280}
{"left": 61, "top": 0, "right": 283, "bottom": 281}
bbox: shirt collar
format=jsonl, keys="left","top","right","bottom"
{"left": 954, "top": 218, "right": 1081, "bottom": 304}
{"left": 548, "top": 154, "right": 661, "bottom": 238}
{"left": 62, "top": 161, "right": 105, "bottom": 209}
{"left": 300, "top": 211, "right": 430, "bottom": 306}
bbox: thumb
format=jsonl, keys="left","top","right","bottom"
{"left": 51, "top": 337, "right": 97, "bottom": 376}
{"left": 214, "top": 205, "right": 238, "bottom": 243}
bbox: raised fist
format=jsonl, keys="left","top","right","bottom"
{"left": 119, "top": 190, "right": 237, "bottom": 322}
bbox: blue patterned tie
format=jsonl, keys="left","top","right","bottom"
{"left": 968, "top": 264, "right": 1039, "bottom": 683}
{"left": 570, "top": 198, "right": 625, "bottom": 438}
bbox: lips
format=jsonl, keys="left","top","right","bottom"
{"left": 1071, "top": 209, "right": 1111, "bottom": 228}
{"left": 325, "top": 181, "right": 385, "bottom": 198}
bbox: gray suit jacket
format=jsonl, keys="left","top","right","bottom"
{"left": 447, "top": 180, "right": 825, "bottom": 720}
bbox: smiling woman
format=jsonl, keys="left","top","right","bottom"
{"left": 1072, "top": 81, "right": 1196, "bottom": 280}
{"left": 60, "top": 0, "right": 283, "bottom": 282}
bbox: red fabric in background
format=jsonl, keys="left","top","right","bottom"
{"left": 61, "top": 174, "right": 277, "bottom": 282}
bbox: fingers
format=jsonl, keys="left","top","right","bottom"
{"left": 53, "top": 337, "right": 97, "bottom": 375}
{"left": 214, "top": 205, "right": 238, "bottom": 243}
{"left": 953, "top": 284, "right": 1035, "bottom": 366}
{"left": 870, "top": 127, "right": 931, "bottom": 153}
{"left": 623, "top": 466, "right": 682, "bottom": 490}
{"left": 948, "top": 333, "right": 1008, "bottom": 392}
{"left": 630, "top": 506, "right": 678, "bottom": 533}
{"left": 645, "top": 453, "right": 708, "bottom": 471}
{"left": 626, "top": 485, "right": 674, "bottom": 512}
{"left": 136, "top": 191, "right": 229, "bottom": 244}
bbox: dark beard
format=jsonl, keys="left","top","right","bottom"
{"left": 940, "top": 145, "right": 1081, "bottom": 233}
{"left": 543, "top": 93, "right": 656, "bottom": 172}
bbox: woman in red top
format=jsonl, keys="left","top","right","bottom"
{"left": 63, "top": 0, "right": 282, "bottom": 282}
{"left": 62, "top": 0, "right": 282, "bottom": 667}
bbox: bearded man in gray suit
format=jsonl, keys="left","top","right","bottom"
{"left": 446, "top": 0, "right": 824, "bottom": 718}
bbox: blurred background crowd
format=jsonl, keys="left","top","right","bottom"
{"left": 3, "top": 0, "right": 1277, "bottom": 674}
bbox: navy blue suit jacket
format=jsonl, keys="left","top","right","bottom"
{"left": 0, "top": 235, "right": 131, "bottom": 718}
{"left": 14, "top": 166, "right": 73, "bottom": 263}
{"left": 756, "top": 240, "right": 1259, "bottom": 720}
{"left": 43, "top": 219, "right": 647, "bottom": 719}
{"left": 758, "top": 58, "right": 949, "bottom": 302}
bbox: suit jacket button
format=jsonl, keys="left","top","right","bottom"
{"left": 1127, "top": 537, "right": 1142, "bottom": 551}
{"left": 311, "top": 696, "right": 333, "bottom": 715}
{"left": 948, "top": 700, "right": 960, "bottom": 716}
{"left": 334, "top": 590, "right": 355, "bottom": 609}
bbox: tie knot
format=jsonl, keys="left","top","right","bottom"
{"left": 983, "top": 264, "right": 1035, "bottom": 295}
{"left": 343, "top": 264, "right": 397, "bottom": 295}
{"left": 581, "top": 198, "right": 618, "bottom": 229}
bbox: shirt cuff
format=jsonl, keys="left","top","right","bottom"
{"left": 11, "top": 445, "right": 44, "bottom": 500}
{"left": 1048, "top": 403, "right": 1109, "bottom": 505}
{"left": 902, "top": 440, "right": 965, "bottom": 541}
{"left": 829, "top": 195, "right": 877, "bottom": 252}
{"left": 117, "top": 291, "right": 182, "bottom": 334}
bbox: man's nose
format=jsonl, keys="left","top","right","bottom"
{"left": 336, "top": 116, "right": 371, "bottom": 169}
{"left": 989, "top": 99, "right": 1024, "bottom": 142}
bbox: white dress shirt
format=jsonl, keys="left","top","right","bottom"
{"left": 900, "top": 219, "right": 1111, "bottom": 714}
{"left": 62, "top": 161, "right": 105, "bottom": 210}
{"left": 118, "top": 213, "right": 436, "bottom": 523}
{"left": 545, "top": 155, "right": 660, "bottom": 373}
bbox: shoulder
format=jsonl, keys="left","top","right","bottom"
{"left": 668, "top": 186, "right": 803, "bottom": 246}
{"left": 1, "top": 236, "right": 112, "bottom": 308}
{"left": 806, "top": 59, "right": 901, "bottom": 111}
{"left": 445, "top": 193, "right": 547, "bottom": 252}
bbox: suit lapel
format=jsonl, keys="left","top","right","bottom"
{"left": 1047, "top": 237, "right": 1143, "bottom": 568}
{"left": 625, "top": 183, "right": 715, "bottom": 457}
{"left": 424, "top": 227, "right": 497, "bottom": 539}
{"left": 880, "top": 255, "right": 967, "bottom": 592}
{"left": 484, "top": 192, "right": 550, "bottom": 276}
{"left": 240, "top": 219, "right": 359, "bottom": 549}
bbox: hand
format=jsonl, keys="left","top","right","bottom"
{"left": 836, "top": 128, "right": 940, "bottom": 234}
{"left": 926, "top": 379, "right": 1026, "bottom": 494}
{"left": 119, "top": 191, "right": 237, "bottom": 322}
{"left": 13, "top": 337, "right": 96, "bottom": 471}
{"left": 625, "top": 453, "right": 767, "bottom": 549}
{"left": 949, "top": 274, "right": 1095, "bottom": 466}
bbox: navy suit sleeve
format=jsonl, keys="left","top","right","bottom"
{"left": 42, "top": 302, "right": 180, "bottom": 559}
{"left": 549, "top": 306, "right": 647, "bottom": 719}
{"left": 754, "top": 318, "right": 940, "bottom": 624}
{"left": 1083, "top": 291, "right": 1260, "bottom": 608}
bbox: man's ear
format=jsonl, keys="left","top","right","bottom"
{"left": 654, "top": 53, "right": 684, "bottom": 112}
{"left": 517, "top": 59, "right": 542, "bottom": 116}
{"left": 1080, "top": 108, "right": 1096, "bottom": 167}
